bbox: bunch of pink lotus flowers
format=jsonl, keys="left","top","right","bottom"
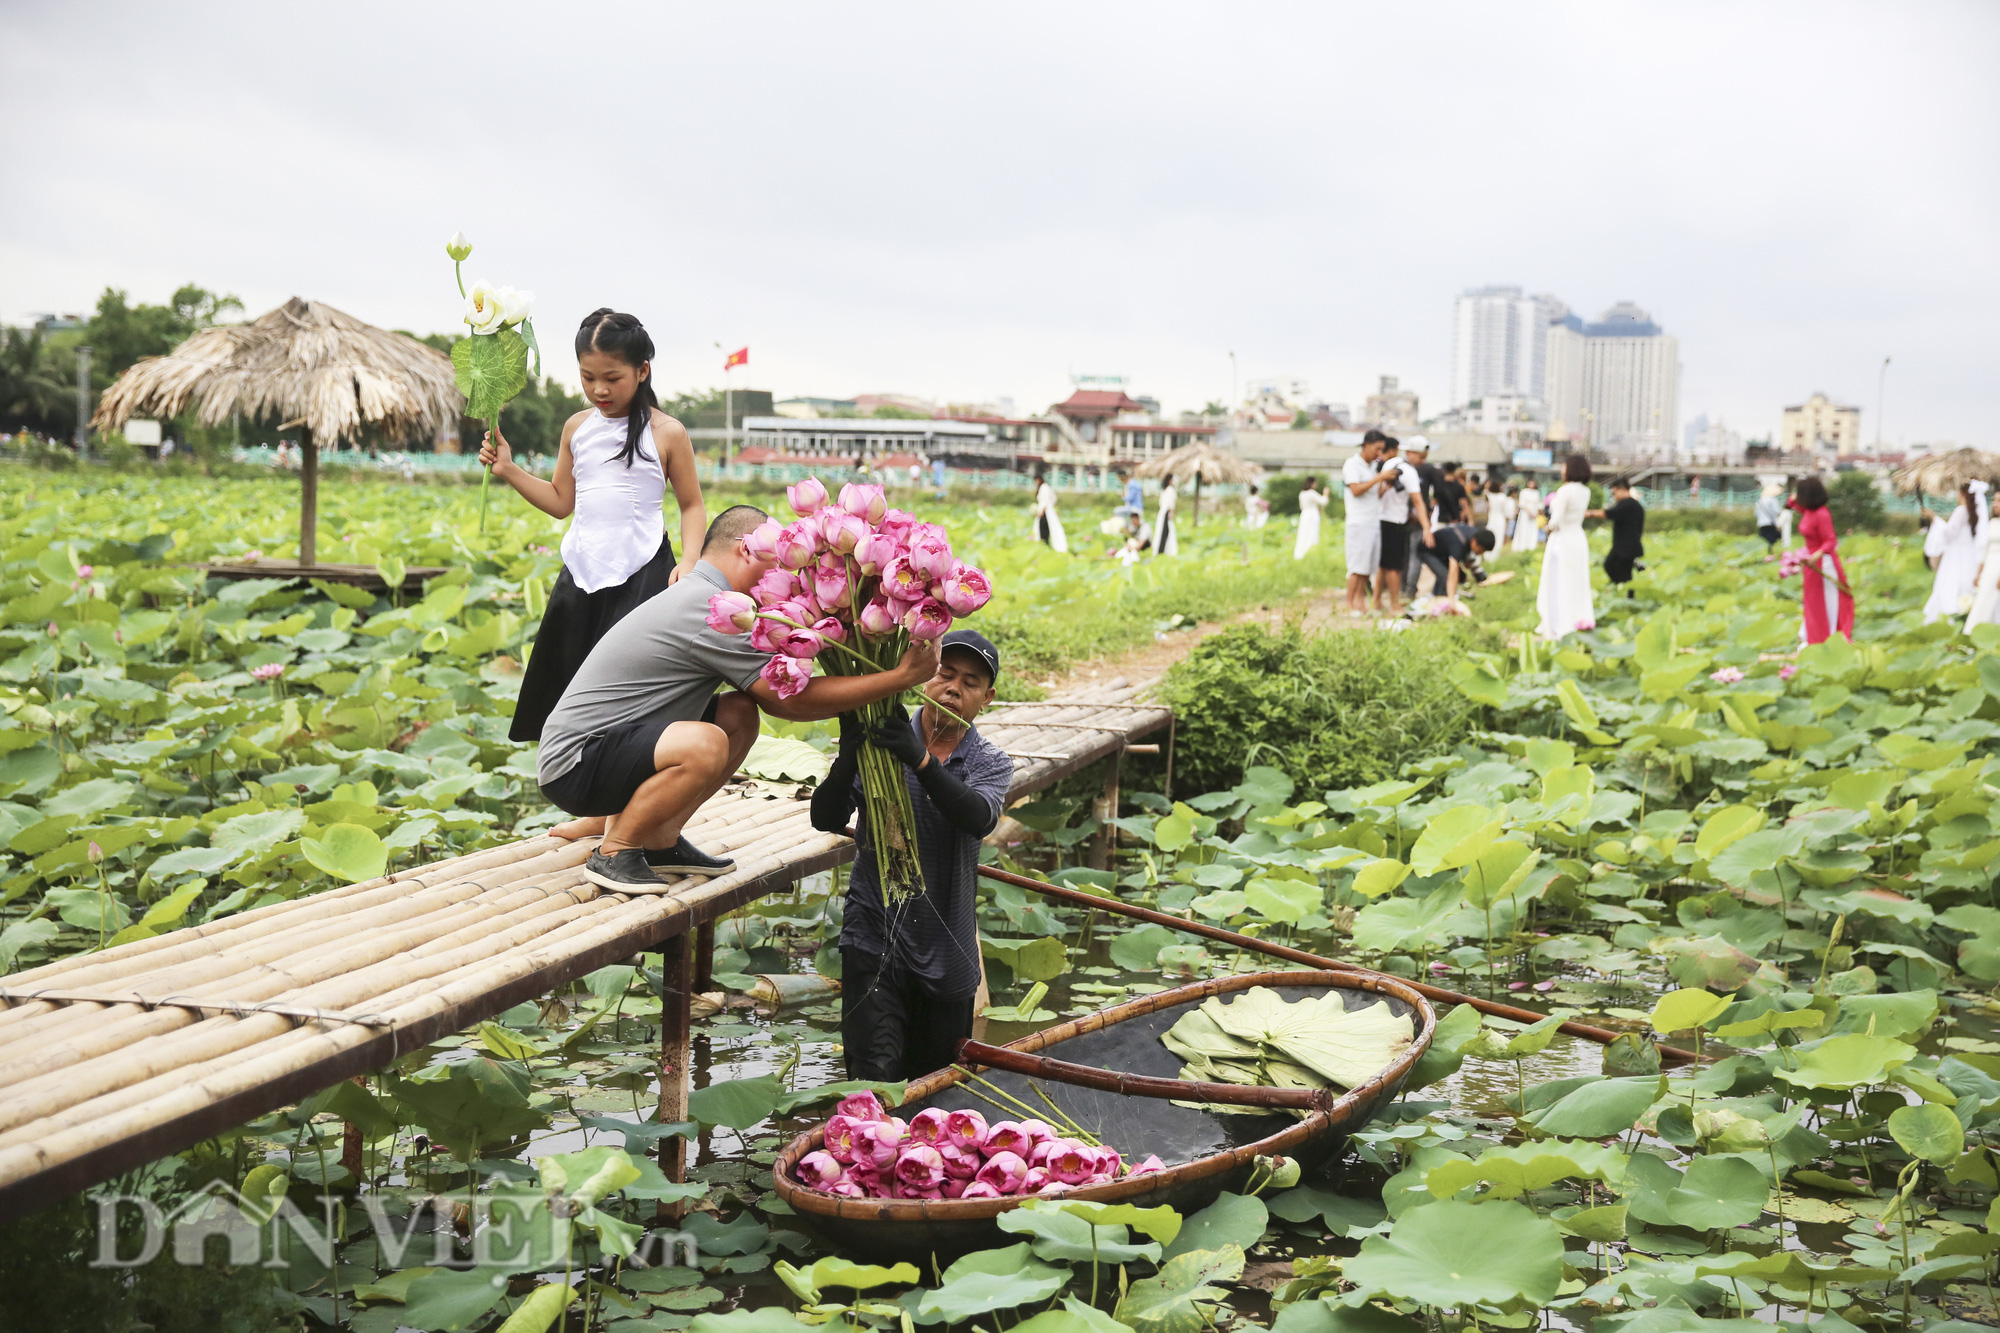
{"left": 706, "top": 477, "right": 995, "bottom": 900}
{"left": 793, "top": 1092, "right": 1163, "bottom": 1201}
{"left": 1777, "top": 548, "right": 1808, "bottom": 579}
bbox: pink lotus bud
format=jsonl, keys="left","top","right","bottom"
{"left": 828, "top": 1180, "right": 865, "bottom": 1198}
{"left": 779, "top": 626, "right": 825, "bottom": 660}
{"left": 838, "top": 482, "right": 888, "bottom": 524}
{"left": 750, "top": 617, "right": 786, "bottom": 655}
{"left": 705, "top": 590, "right": 758, "bottom": 634}
{"left": 1779, "top": 663, "right": 1798, "bottom": 680}
{"left": 87, "top": 840, "right": 104, "bottom": 865}
{"left": 1048, "top": 1140, "right": 1097, "bottom": 1185}
{"left": 983, "top": 1121, "right": 1031, "bottom": 1157}
{"left": 752, "top": 568, "right": 800, "bottom": 606}
{"left": 895, "top": 1144, "right": 946, "bottom": 1190}
{"left": 1015, "top": 1119, "right": 1055, "bottom": 1148}
{"left": 877, "top": 509, "right": 916, "bottom": 544}
{"left": 941, "top": 1178, "right": 969, "bottom": 1199}
{"left": 959, "top": 1180, "right": 1001, "bottom": 1200}
{"left": 1508, "top": 980, "right": 1529, "bottom": 992}
{"left": 742, "top": 519, "right": 784, "bottom": 562}
{"left": 787, "top": 477, "right": 829, "bottom": 516}
{"left": 251, "top": 663, "right": 286, "bottom": 681}
{"left": 940, "top": 562, "right": 993, "bottom": 616}
{"left": 1129, "top": 1154, "right": 1165, "bottom": 1175}
{"left": 812, "top": 562, "right": 854, "bottom": 609}
{"left": 76, "top": 564, "right": 94, "bottom": 579}
{"left": 881, "top": 554, "right": 929, "bottom": 601}
{"left": 1709, "top": 667, "right": 1745, "bottom": 684}
{"left": 939, "top": 1141, "right": 981, "bottom": 1179}
{"left": 775, "top": 521, "right": 820, "bottom": 570}
{"left": 760, "top": 655, "right": 812, "bottom": 700}
{"left": 856, "top": 596, "right": 899, "bottom": 637}
{"left": 856, "top": 1119, "right": 905, "bottom": 1170}
{"left": 825, "top": 1115, "right": 862, "bottom": 1163}
{"left": 902, "top": 598, "right": 952, "bottom": 641}
{"left": 1028, "top": 1140, "right": 1057, "bottom": 1168}
{"left": 975, "top": 1150, "right": 1028, "bottom": 1195}
{"left": 907, "top": 1108, "right": 950, "bottom": 1145}
{"left": 943, "top": 1108, "right": 988, "bottom": 1150}
{"left": 1092, "top": 1145, "right": 1122, "bottom": 1177}
{"left": 811, "top": 616, "right": 847, "bottom": 646}
{"left": 854, "top": 532, "right": 900, "bottom": 575}
{"left": 1020, "top": 1166, "right": 1051, "bottom": 1193}
{"left": 797, "top": 1150, "right": 847, "bottom": 1189}
{"left": 908, "top": 526, "right": 955, "bottom": 578}
{"left": 821, "top": 507, "right": 870, "bottom": 555}
{"left": 900, "top": 1182, "right": 945, "bottom": 1201}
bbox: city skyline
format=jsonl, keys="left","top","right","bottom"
{"left": 3, "top": 4, "right": 1994, "bottom": 447}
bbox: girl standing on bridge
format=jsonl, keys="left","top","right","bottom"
{"left": 479, "top": 309, "right": 710, "bottom": 748}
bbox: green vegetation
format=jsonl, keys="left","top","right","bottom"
{"left": 7, "top": 483, "right": 2000, "bottom": 1333}
{"left": 1160, "top": 621, "right": 1480, "bottom": 794}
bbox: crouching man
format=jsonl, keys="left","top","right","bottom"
{"left": 538, "top": 504, "right": 938, "bottom": 894}
{"left": 810, "top": 630, "right": 1014, "bottom": 1081}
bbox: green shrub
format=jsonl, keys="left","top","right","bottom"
{"left": 1160, "top": 621, "right": 1480, "bottom": 795}
{"left": 1827, "top": 470, "right": 1888, "bottom": 531}
{"left": 1263, "top": 473, "right": 1307, "bottom": 517}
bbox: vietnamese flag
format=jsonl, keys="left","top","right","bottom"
{"left": 724, "top": 347, "right": 748, "bottom": 370}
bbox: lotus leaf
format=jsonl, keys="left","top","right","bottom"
{"left": 1342, "top": 1199, "right": 1563, "bottom": 1310}
{"left": 997, "top": 1200, "right": 1162, "bottom": 1265}
{"left": 687, "top": 1074, "right": 782, "bottom": 1130}
{"left": 1887, "top": 1101, "right": 1964, "bottom": 1164}
{"left": 1410, "top": 805, "right": 1504, "bottom": 876}
{"left": 916, "top": 1242, "right": 1069, "bottom": 1323}
{"left": 1193, "top": 988, "right": 1413, "bottom": 1088}
{"left": 1650, "top": 988, "right": 1732, "bottom": 1035}
{"left": 1113, "top": 1244, "right": 1245, "bottom": 1333}
{"left": 1159, "top": 1191, "right": 1267, "bottom": 1262}
{"left": 1773, "top": 1033, "right": 1917, "bottom": 1090}
{"left": 1663, "top": 1154, "right": 1769, "bottom": 1230}
{"left": 1424, "top": 1140, "right": 1626, "bottom": 1200}
{"left": 1014, "top": 1299, "right": 1134, "bottom": 1333}
{"left": 1521, "top": 1076, "right": 1664, "bottom": 1138}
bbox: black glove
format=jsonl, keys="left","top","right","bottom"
{"left": 870, "top": 715, "right": 928, "bottom": 771}
{"left": 836, "top": 710, "right": 866, "bottom": 761}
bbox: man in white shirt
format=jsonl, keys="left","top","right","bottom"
{"left": 1373, "top": 437, "right": 1432, "bottom": 615}
{"left": 1341, "top": 431, "right": 1394, "bottom": 614}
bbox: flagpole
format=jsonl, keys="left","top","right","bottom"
{"left": 724, "top": 365, "right": 733, "bottom": 475}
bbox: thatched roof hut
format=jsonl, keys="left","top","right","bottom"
{"left": 1132, "top": 440, "right": 1263, "bottom": 526}
{"left": 1890, "top": 447, "right": 2000, "bottom": 498}
{"left": 95, "top": 298, "right": 461, "bottom": 564}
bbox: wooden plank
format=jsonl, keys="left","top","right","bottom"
{"left": 195, "top": 559, "right": 449, "bottom": 593}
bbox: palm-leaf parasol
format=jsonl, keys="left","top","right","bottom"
{"left": 1890, "top": 447, "right": 2000, "bottom": 499}
{"left": 95, "top": 298, "right": 461, "bottom": 564}
{"left": 1131, "top": 439, "right": 1264, "bottom": 527}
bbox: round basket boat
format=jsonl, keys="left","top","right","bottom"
{"left": 772, "top": 969, "right": 1435, "bottom": 1258}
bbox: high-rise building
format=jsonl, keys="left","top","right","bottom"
{"left": 1450, "top": 286, "right": 1561, "bottom": 408}
{"left": 1544, "top": 302, "right": 1680, "bottom": 458}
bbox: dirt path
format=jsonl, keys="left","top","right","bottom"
{"left": 1023, "top": 580, "right": 1353, "bottom": 698}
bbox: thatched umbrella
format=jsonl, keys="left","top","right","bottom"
{"left": 95, "top": 298, "right": 461, "bottom": 565}
{"left": 1132, "top": 439, "right": 1264, "bottom": 527}
{"left": 1890, "top": 447, "right": 2000, "bottom": 499}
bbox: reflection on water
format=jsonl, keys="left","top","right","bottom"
{"left": 1431, "top": 1031, "right": 1603, "bottom": 1117}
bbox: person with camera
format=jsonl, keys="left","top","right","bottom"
{"left": 1373, "top": 437, "right": 1432, "bottom": 616}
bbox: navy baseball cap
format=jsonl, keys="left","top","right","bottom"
{"left": 940, "top": 629, "right": 1000, "bottom": 682}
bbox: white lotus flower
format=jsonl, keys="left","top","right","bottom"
{"left": 464, "top": 279, "right": 507, "bottom": 335}
{"left": 445, "top": 231, "right": 472, "bottom": 262}
{"left": 499, "top": 286, "right": 533, "bottom": 326}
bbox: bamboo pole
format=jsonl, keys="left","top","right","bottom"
{"left": 657, "top": 931, "right": 692, "bottom": 1222}
{"left": 974, "top": 862, "right": 1705, "bottom": 1065}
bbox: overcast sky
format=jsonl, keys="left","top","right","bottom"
{"left": 4, "top": 2, "right": 1995, "bottom": 445}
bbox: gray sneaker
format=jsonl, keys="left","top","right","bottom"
{"left": 643, "top": 839, "right": 736, "bottom": 877}
{"left": 583, "top": 848, "right": 673, "bottom": 895}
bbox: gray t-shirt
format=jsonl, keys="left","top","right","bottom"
{"left": 537, "top": 561, "right": 771, "bottom": 783}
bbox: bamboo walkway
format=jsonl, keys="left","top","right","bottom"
{"left": 0, "top": 681, "right": 1170, "bottom": 1220}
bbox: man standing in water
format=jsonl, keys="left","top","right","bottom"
{"left": 811, "top": 630, "right": 1013, "bottom": 1081}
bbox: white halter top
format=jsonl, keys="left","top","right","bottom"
{"left": 560, "top": 411, "right": 667, "bottom": 593}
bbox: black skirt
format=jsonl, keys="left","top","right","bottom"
{"left": 509, "top": 536, "right": 676, "bottom": 743}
